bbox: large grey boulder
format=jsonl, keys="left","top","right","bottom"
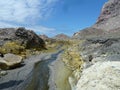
{"left": 0, "top": 53, "right": 23, "bottom": 69}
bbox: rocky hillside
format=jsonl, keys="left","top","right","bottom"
{"left": 71, "top": 0, "right": 120, "bottom": 90}
{"left": 39, "top": 34, "right": 49, "bottom": 40}
{"left": 73, "top": 0, "right": 120, "bottom": 39}
{"left": 72, "top": 27, "right": 105, "bottom": 39}
{"left": 94, "top": 0, "right": 120, "bottom": 31}
{"left": 0, "top": 27, "right": 46, "bottom": 50}
{"left": 53, "top": 33, "right": 70, "bottom": 40}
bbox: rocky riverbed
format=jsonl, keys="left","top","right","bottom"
{"left": 0, "top": 50, "right": 73, "bottom": 90}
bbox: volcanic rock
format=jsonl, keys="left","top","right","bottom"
{"left": 0, "top": 27, "right": 46, "bottom": 49}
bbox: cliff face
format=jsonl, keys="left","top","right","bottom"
{"left": 94, "top": 0, "right": 120, "bottom": 31}
{"left": 73, "top": 0, "right": 120, "bottom": 39}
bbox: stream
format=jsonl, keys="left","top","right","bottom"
{"left": 25, "top": 50, "right": 72, "bottom": 90}
{"left": 0, "top": 50, "right": 73, "bottom": 90}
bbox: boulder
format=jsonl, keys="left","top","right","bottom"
{"left": 76, "top": 61, "right": 120, "bottom": 90}
{"left": 0, "top": 27, "right": 46, "bottom": 49}
{"left": 0, "top": 53, "right": 23, "bottom": 69}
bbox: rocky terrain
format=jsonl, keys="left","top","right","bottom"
{"left": 39, "top": 34, "right": 49, "bottom": 41}
{"left": 53, "top": 33, "right": 70, "bottom": 40}
{"left": 73, "top": 0, "right": 120, "bottom": 39}
{"left": 0, "top": 27, "right": 45, "bottom": 50}
{"left": 0, "top": 0, "right": 120, "bottom": 90}
{"left": 94, "top": 0, "right": 120, "bottom": 31}
{"left": 72, "top": 0, "right": 120, "bottom": 90}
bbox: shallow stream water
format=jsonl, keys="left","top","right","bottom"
{"left": 25, "top": 50, "right": 72, "bottom": 90}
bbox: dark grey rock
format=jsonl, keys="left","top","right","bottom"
{"left": 80, "top": 37, "right": 120, "bottom": 64}
{"left": 0, "top": 27, "right": 46, "bottom": 49}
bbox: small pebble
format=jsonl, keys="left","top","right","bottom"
{"left": 0, "top": 70, "right": 8, "bottom": 76}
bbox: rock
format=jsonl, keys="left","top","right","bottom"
{"left": 80, "top": 37, "right": 120, "bottom": 64}
{"left": 94, "top": 0, "right": 120, "bottom": 31}
{"left": 0, "top": 53, "right": 23, "bottom": 69}
{"left": 0, "top": 27, "right": 46, "bottom": 49}
{"left": 76, "top": 61, "right": 120, "bottom": 90}
{"left": 72, "top": 27, "right": 105, "bottom": 39}
{"left": 72, "top": 0, "right": 120, "bottom": 39}
{"left": 0, "top": 70, "right": 7, "bottom": 76}
{"left": 15, "top": 27, "right": 46, "bottom": 49}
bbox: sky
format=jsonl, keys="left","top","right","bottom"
{"left": 0, "top": 0, "right": 107, "bottom": 37}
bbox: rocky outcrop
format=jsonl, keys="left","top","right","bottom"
{"left": 72, "top": 0, "right": 120, "bottom": 39}
{"left": 0, "top": 53, "right": 23, "bottom": 69}
{"left": 53, "top": 34, "right": 70, "bottom": 40}
{"left": 0, "top": 27, "right": 46, "bottom": 49}
{"left": 74, "top": 37, "right": 120, "bottom": 90}
{"left": 76, "top": 61, "right": 120, "bottom": 90}
{"left": 94, "top": 0, "right": 120, "bottom": 31}
{"left": 80, "top": 38, "right": 120, "bottom": 65}
{"left": 72, "top": 27, "right": 105, "bottom": 39}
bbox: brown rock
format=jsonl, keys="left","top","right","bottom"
{"left": 53, "top": 34, "right": 70, "bottom": 40}
{"left": 94, "top": 0, "right": 120, "bottom": 31}
{"left": 0, "top": 53, "right": 23, "bottom": 69}
{"left": 0, "top": 27, "right": 46, "bottom": 49}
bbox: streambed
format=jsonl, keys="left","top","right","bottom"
{"left": 0, "top": 50, "right": 73, "bottom": 90}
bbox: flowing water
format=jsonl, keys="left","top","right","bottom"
{"left": 25, "top": 50, "right": 72, "bottom": 90}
